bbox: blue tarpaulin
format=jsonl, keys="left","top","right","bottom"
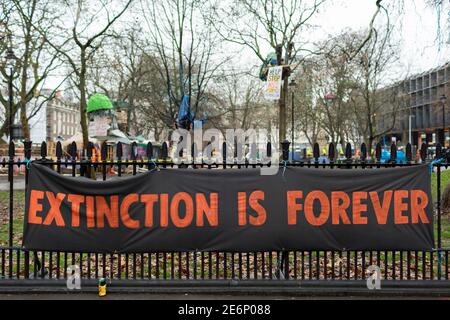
{"left": 177, "top": 95, "right": 194, "bottom": 129}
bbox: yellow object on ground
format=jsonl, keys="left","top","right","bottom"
{"left": 98, "top": 278, "right": 107, "bottom": 297}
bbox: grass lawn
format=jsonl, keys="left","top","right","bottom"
{"left": 431, "top": 168, "right": 450, "bottom": 200}
{"left": 0, "top": 191, "right": 24, "bottom": 246}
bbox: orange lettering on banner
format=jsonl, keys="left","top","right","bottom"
{"left": 238, "top": 192, "right": 246, "bottom": 226}
{"left": 67, "top": 194, "right": 84, "bottom": 227}
{"left": 304, "top": 191, "right": 329, "bottom": 226}
{"left": 28, "top": 190, "right": 44, "bottom": 224}
{"left": 196, "top": 193, "right": 218, "bottom": 227}
{"left": 141, "top": 194, "right": 158, "bottom": 227}
{"left": 86, "top": 196, "right": 95, "bottom": 228}
{"left": 287, "top": 191, "right": 303, "bottom": 225}
{"left": 160, "top": 194, "right": 169, "bottom": 227}
{"left": 394, "top": 190, "right": 409, "bottom": 224}
{"left": 248, "top": 190, "right": 266, "bottom": 226}
{"left": 96, "top": 196, "right": 119, "bottom": 228}
{"left": 370, "top": 191, "right": 392, "bottom": 225}
{"left": 43, "top": 192, "right": 66, "bottom": 227}
{"left": 120, "top": 194, "right": 139, "bottom": 229}
{"left": 331, "top": 192, "right": 351, "bottom": 225}
{"left": 411, "top": 190, "right": 430, "bottom": 224}
{"left": 352, "top": 192, "right": 368, "bottom": 224}
{"left": 170, "top": 192, "right": 194, "bottom": 228}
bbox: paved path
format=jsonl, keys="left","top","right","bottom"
{"left": 0, "top": 176, "right": 25, "bottom": 191}
{"left": 0, "top": 293, "right": 445, "bottom": 300}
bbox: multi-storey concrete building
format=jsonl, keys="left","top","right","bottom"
{"left": 378, "top": 62, "right": 450, "bottom": 148}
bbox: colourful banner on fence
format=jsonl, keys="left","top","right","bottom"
{"left": 23, "top": 163, "right": 434, "bottom": 252}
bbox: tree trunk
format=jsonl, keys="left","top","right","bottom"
{"left": 20, "top": 102, "right": 30, "bottom": 141}
{"left": 79, "top": 53, "right": 89, "bottom": 150}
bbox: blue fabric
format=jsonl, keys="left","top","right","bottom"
{"left": 177, "top": 95, "right": 194, "bottom": 129}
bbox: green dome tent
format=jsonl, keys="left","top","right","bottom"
{"left": 87, "top": 93, "right": 113, "bottom": 113}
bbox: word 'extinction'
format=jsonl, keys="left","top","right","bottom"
{"left": 27, "top": 189, "right": 430, "bottom": 229}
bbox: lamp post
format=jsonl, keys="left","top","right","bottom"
{"left": 289, "top": 79, "right": 297, "bottom": 158}
{"left": 441, "top": 94, "right": 447, "bottom": 147}
{"left": 5, "top": 47, "right": 17, "bottom": 142}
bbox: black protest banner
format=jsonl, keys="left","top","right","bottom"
{"left": 23, "top": 163, "right": 434, "bottom": 252}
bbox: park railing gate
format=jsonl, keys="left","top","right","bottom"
{"left": 0, "top": 139, "right": 449, "bottom": 294}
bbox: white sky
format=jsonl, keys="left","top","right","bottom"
{"left": 315, "top": 0, "right": 450, "bottom": 76}
{"left": 48, "top": 0, "right": 450, "bottom": 89}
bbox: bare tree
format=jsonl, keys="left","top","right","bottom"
{"left": 0, "top": 0, "right": 65, "bottom": 141}
{"left": 211, "top": 0, "right": 325, "bottom": 145}
{"left": 23, "top": 0, "right": 133, "bottom": 148}
{"left": 140, "top": 0, "right": 225, "bottom": 137}
{"left": 346, "top": 27, "right": 406, "bottom": 153}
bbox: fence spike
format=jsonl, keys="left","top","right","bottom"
{"left": 56, "top": 141, "right": 62, "bottom": 159}
{"left": 162, "top": 142, "right": 168, "bottom": 160}
{"left": 40, "top": 141, "right": 47, "bottom": 158}
{"left": 8, "top": 141, "right": 15, "bottom": 158}
{"left": 436, "top": 143, "right": 442, "bottom": 159}
{"left": 221, "top": 142, "right": 226, "bottom": 162}
{"left": 420, "top": 143, "right": 427, "bottom": 162}
{"left": 375, "top": 143, "right": 382, "bottom": 162}
{"left": 328, "top": 143, "right": 335, "bottom": 161}
{"left": 146, "top": 142, "right": 153, "bottom": 160}
{"left": 116, "top": 142, "right": 123, "bottom": 159}
{"left": 87, "top": 142, "right": 93, "bottom": 159}
{"left": 70, "top": 141, "right": 77, "bottom": 159}
{"left": 101, "top": 142, "right": 107, "bottom": 160}
{"left": 360, "top": 143, "right": 367, "bottom": 161}
{"left": 313, "top": 143, "right": 319, "bottom": 161}
{"left": 131, "top": 142, "right": 137, "bottom": 160}
{"left": 406, "top": 143, "right": 412, "bottom": 162}
{"left": 345, "top": 143, "right": 352, "bottom": 160}
{"left": 390, "top": 143, "right": 397, "bottom": 162}
{"left": 281, "top": 140, "right": 290, "bottom": 162}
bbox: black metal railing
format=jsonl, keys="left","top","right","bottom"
{"left": 0, "top": 139, "right": 448, "bottom": 283}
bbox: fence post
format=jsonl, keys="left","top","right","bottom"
{"left": 8, "top": 141, "right": 14, "bottom": 278}
{"left": 24, "top": 140, "right": 32, "bottom": 279}
{"left": 279, "top": 140, "right": 290, "bottom": 278}
{"left": 436, "top": 144, "right": 442, "bottom": 279}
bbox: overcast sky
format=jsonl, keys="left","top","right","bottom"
{"left": 49, "top": 0, "right": 450, "bottom": 90}
{"left": 317, "top": 0, "right": 450, "bottom": 76}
